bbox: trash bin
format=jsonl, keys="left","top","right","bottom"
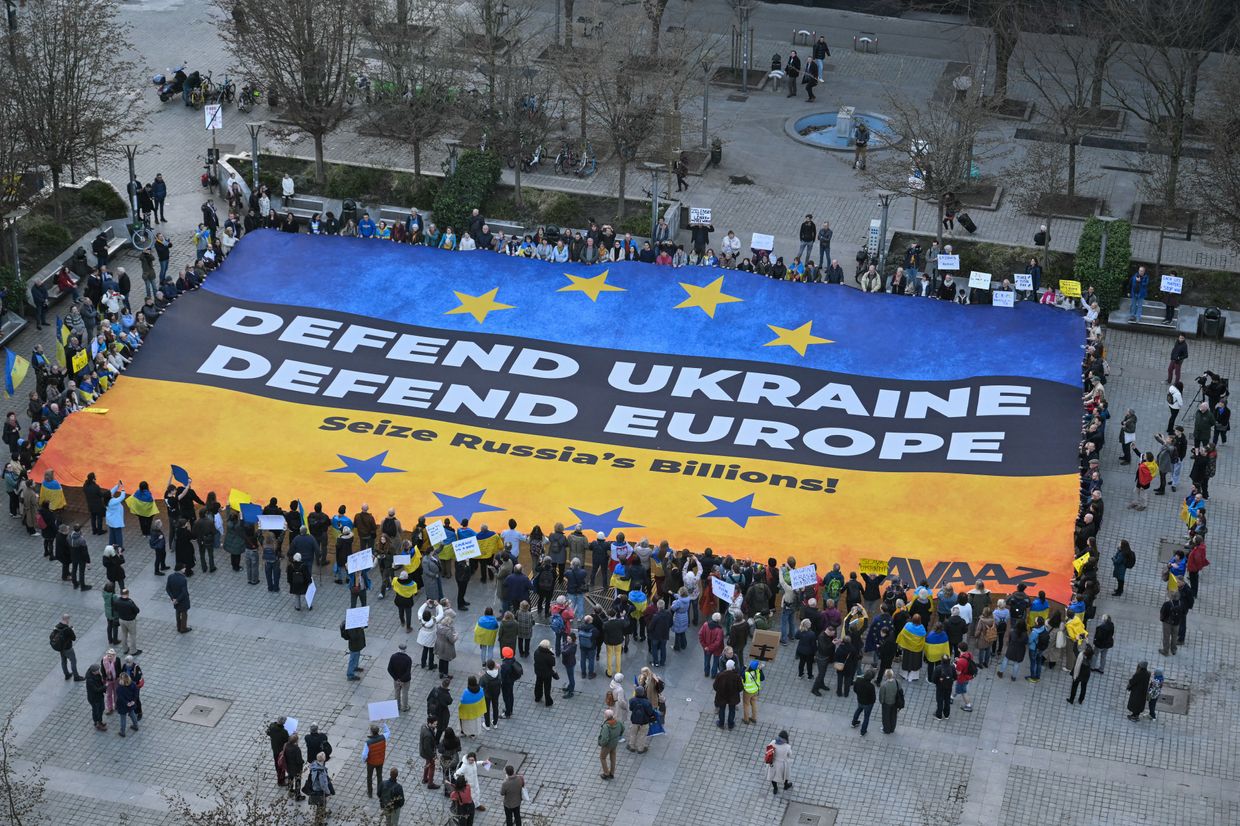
{"left": 1199, "top": 307, "right": 1224, "bottom": 338}
{"left": 340, "top": 198, "right": 358, "bottom": 226}
{"left": 710, "top": 138, "right": 722, "bottom": 167}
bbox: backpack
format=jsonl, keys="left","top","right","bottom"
{"left": 1035, "top": 629, "right": 1050, "bottom": 652}
{"left": 550, "top": 613, "right": 565, "bottom": 634}
{"left": 1123, "top": 548, "right": 1136, "bottom": 570}
{"left": 824, "top": 577, "right": 843, "bottom": 600}
{"left": 763, "top": 743, "right": 775, "bottom": 764}
{"left": 965, "top": 655, "right": 979, "bottom": 676}
{"left": 381, "top": 517, "right": 398, "bottom": 537}
{"left": 49, "top": 626, "right": 69, "bottom": 652}
{"left": 508, "top": 658, "right": 524, "bottom": 680}
{"left": 538, "top": 566, "right": 555, "bottom": 590}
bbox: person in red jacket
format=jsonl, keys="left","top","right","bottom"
{"left": 699, "top": 613, "right": 725, "bottom": 678}
{"left": 953, "top": 643, "right": 976, "bottom": 712}
{"left": 1186, "top": 536, "right": 1209, "bottom": 599}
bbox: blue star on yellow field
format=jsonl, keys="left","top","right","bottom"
{"left": 557, "top": 269, "right": 625, "bottom": 301}
{"left": 445, "top": 287, "right": 514, "bottom": 323}
{"left": 763, "top": 320, "right": 833, "bottom": 356}
{"left": 674, "top": 275, "right": 743, "bottom": 318}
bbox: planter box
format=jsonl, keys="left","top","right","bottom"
{"left": 1133, "top": 202, "right": 1196, "bottom": 234}
{"left": 1032, "top": 193, "right": 1105, "bottom": 220}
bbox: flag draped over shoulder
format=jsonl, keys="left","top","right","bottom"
{"left": 476, "top": 529, "right": 503, "bottom": 560}
{"left": 125, "top": 487, "right": 160, "bottom": 517}
{"left": 458, "top": 687, "right": 486, "bottom": 721}
{"left": 1028, "top": 597, "right": 1049, "bottom": 629}
{"left": 897, "top": 622, "right": 927, "bottom": 652}
{"left": 1065, "top": 615, "right": 1087, "bottom": 643}
{"left": 390, "top": 575, "right": 418, "bottom": 599}
{"left": 924, "top": 629, "right": 950, "bottom": 662}
{"left": 38, "top": 478, "right": 66, "bottom": 510}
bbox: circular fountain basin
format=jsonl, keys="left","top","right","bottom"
{"left": 786, "top": 111, "right": 899, "bottom": 152}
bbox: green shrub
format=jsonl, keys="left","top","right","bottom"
{"left": 1072, "top": 217, "right": 1131, "bottom": 314}
{"left": 433, "top": 150, "right": 502, "bottom": 233}
{"left": 618, "top": 212, "right": 652, "bottom": 237}
{"left": 324, "top": 163, "right": 386, "bottom": 201}
{"left": 540, "top": 192, "right": 583, "bottom": 227}
{"left": 0, "top": 265, "right": 27, "bottom": 315}
{"left": 20, "top": 215, "right": 74, "bottom": 258}
{"left": 78, "top": 181, "right": 128, "bottom": 220}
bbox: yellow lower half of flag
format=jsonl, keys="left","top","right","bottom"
{"left": 36, "top": 377, "right": 1080, "bottom": 600}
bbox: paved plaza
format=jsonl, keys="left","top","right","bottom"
{"left": 4, "top": 1, "right": 1239, "bottom": 824}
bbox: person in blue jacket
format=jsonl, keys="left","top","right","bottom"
{"left": 1129, "top": 266, "right": 1149, "bottom": 322}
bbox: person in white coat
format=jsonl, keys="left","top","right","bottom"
{"left": 454, "top": 752, "right": 485, "bottom": 812}
{"left": 417, "top": 600, "right": 443, "bottom": 670}
{"left": 766, "top": 730, "right": 793, "bottom": 794}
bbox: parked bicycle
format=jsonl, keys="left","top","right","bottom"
{"left": 506, "top": 144, "right": 545, "bottom": 173}
{"left": 575, "top": 141, "right": 597, "bottom": 177}
{"left": 236, "top": 82, "right": 262, "bottom": 113}
{"left": 553, "top": 139, "right": 577, "bottom": 174}
{"left": 129, "top": 216, "right": 153, "bottom": 251}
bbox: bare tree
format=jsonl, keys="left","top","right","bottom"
{"left": 1195, "top": 60, "right": 1240, "bottom": 253}
{"left": 1015, "top": 1, "right": 1110, "bottom": 194}
{"left": 973, "top": 0, "right": 1021, "bottom": 103}
{"left": 216, "top": 0, "right": 365, "bottom": 185}
{"left": 1105, "top": 0, "right": 1236, "bottom": 206}
{"left": 487, "top": 57, "right": 554, "bottom": 208}
{"left": 456, "top": 0, "right": 534, "bottom": 114}
{"left": 362, "top": 0, "right": 462, "bottom": 176}
{"left": 643, "top": 0, "right": 671, "bottom": 55}
{"left": 0, "top": 712, "right": 47, "bottom": 826}
{"left": 860, "top": 89, "right": 1005, "bottom": 244}
{"left": 7, "top": 0, "right": 141, "bottom": 214}
{"left": 1005, "top": 141, "right": 1094, "bottom": 274}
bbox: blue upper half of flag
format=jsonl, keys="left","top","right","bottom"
{"left": 203, "top": 231, "right": 1084, "bottom": 387}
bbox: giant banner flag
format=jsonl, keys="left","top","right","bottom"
{"left": 37, "top": 231, "right": 1084, "bottom": 598}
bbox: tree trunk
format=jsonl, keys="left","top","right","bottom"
{"left": 1090, "top": 46, "right": 1107, "bottom": 109}
{"left": 645, "top": 0, "right": 668, "bottom": 56}
{"left": 1042, "top": 214, "right": 1053, "bottom": 276}
{"left": 313, "top": 132, "right": 327, "bottom": 186}
{"left": 1186, "top": 57, "right": 1201, "bottom": 119}
{"left": 1067, "top": 140, "right": 1077, "bottom": 196}
{"left": 935, "top": 198, "right": 944, "bottom": 245}
{"left": 579, "top": 95, "right": 587, "bottom": 140}
{"left": 992, "top": 27, "right": 1017, "bottom": 102}
{"left": 49, "top": 167, "right": 63, "bottom": 223}
{"left": 514, "top": 161, "right": 523, "bottom": 208}
{"left": 565, "top": 0, "right": 575, "bottom": 49}
{"left": 617, "top": 160, "right": 628, "bottom": 221}
{"left": 413, "top": 139, "right": 422, "bottom": 177}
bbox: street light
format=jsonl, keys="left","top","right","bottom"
{"left": 876, "top": 189, "right": 895, "bottom": 273}
{"left": 246, "top": 122, "right": 265, "bottom": 193}
{"left": 642, "top": 161, "right": 663, "bottom": 239}
{"left": 1097, "top": 215, "right": 1118, "bottom": 270}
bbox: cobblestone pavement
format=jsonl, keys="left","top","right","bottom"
{"left": 5, "top": 2, "right": 1239, "bottom": 825}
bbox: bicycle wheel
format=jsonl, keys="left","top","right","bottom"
{"left": 506, "top": 154, "right": 517, "bottom": 169}
{"left": 130, "top": 227, "right": 154, "bottom": 251}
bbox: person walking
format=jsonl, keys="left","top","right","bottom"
{"left": 481, "top": 659, "right": 503, "bottom": 728}
{"left": 267, "top": 717, "right": 291, "bottom": 785}
{"left": 427, "top": 677, "right": 453, "bottom": 739}
{"left": 341, "top": 619, "right": 366, "bottom": 680}
{"left": 51, "top": 614, "right": 85, "bottom": 681}
{"left": 532, "top": 639, "right": 557, "bottom": 707}
{"left": 454, "top": 753, "right": 484, "bottom": 813}
{"left": 500, "top": 764, "right": 525, "bottom": 826}
{"left": 712, "top": 659, "right": 742, "bottom": 730}
{"left": 500, "top": 647, "right": 523, "bottom": 718}
{"left": 1067, "top": 643, "right": 1095, "bottom": 705}
{"left": 363, "top": 723, "right": 389, "bottom": 798}
{"left": 166, "top": 567, "right": 191, "bottom": 633}
{"left": 1093, "top": 615, "right": 1115, "bottom": 673}
{"left": 560, "top": 632, "right": 578, "bottom": 699}
{"left": 378, "top": 767, "right": 406, "bottom": 826}
{"left": 850, "top": 669, "right": 877, "bottom": 735}
{"left": 597, "top": 709, "right": 624, "bottom": 780}
{"left": 1112, "top": 540, "right": 1135, "bottom": 596}
{"left": 115, "top": 672, "right": 140, "bottom": 737}
{"left": 626, "top": 686, "right": 655, "bottom": 753}
{"left": 1147, "top": 669, "right": 1165, "bottom": 719}
{"left": 419, "top": 717, "right": 439, "bottom": 789}
{"left": 388, "top": 643, "right": 413, "bottom": 712}
{"left": 879, "top": 669, "right": 902, "bottom": 733}
{"left": 765, "top": 730, "right": 793, "bottom": 794}
{"left": 1166, "top": 381, "right": 1184, "bottom": 434}
{"left": 1159, "top": 594, "right": 1181, "bottom": 656}
{"left": 85, "top": 663, "right": 107, "bottom": 731}
{"left": 459, "top": 676, "right": 486, "bottom": 738}
{"left": 783, "top": 50, "right": 801, "bottom": 97}
{"left": 288, "top": 553, "right": 311, "bottom": 610}
{"left": 1126, "top": 661, "right": 1151, "bottom": 721}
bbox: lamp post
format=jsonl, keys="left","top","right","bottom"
{"left": 1098, "top": 215, "right": 1117, "bottom": 269}
{"left": 876, "top": 190, "right": 894, "bottom": 273}
{"left": 122, "top": 144, "right": 140, "bottom": 222}
{"left": 246, "top": 122, "right": 264, "bottom": 193}
{"left": 4, "top": 0, "right": 16, "bottom": 64}
{"left": 700, "top": 59, "right": 712, "bottom": 151}
{"left": 642, "top": 161, "right": 663, "bottom": 238}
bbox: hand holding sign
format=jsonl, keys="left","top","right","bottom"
{"left": 710, "top": 577, "right": 736, "bottom": 604}
{"left": 345, "top": 606, "right": 370, "bottom": 629}
{"left": 968, "top": 271, "right": 993, "bottom": 290}
{"left": 426, "top": 521, "right": 447, "bottom": 545}
{"left": 452, "top": 535, "right": 481, "bottom": 561}
{"left": 347, "top": 549, "right": 374, "bottom": 573}
{"left": 789, "top": 565, "right": 818, "bottom": 590}
{"left": 1160, "top": 274, "right": 1183, "bottom": 295}
{"left": 937, "top": 254, "right": 960, "bottom": 271}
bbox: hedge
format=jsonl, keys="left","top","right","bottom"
{"left": 1072, "top": 217, "right": 1131, "bottom": 314}
{"left": 431, "top": 150, "right": 502, "bottom": 233}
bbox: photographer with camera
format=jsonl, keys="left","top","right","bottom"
{"left": 1200, "top": 371, "right": 1229, "bottom": 411}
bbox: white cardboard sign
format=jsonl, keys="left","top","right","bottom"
{"left": 368, "top": 700, "right": 400, "bottom": 721}
{"left": 1014, "top": 273, "right": 1033, "bottom": 290}
{"left": 426, "top": 521, "right": 447, "bottom": 545}
{"left": 750, "top": 233, "right": 774, "bottom": 251}
{"left": 789, "top": 564, "right": 818, "bottom": 590}
{"left": 1160, "top": 274, "right": 1183, "bottom": 294}
{"left": 452, "top": 535, "right": 481, "bottom": 561}
{"left": 258, "top": 514, "right": 287, "bottom": 531}
{"left": 344, "top": 606, "right": 370, "bottom": 629}
{"left": 346, "top": 549, "right": 374, "bottom": 573}
{"left": 710, "top": 577, "right": 736, "bottom": 604}
{"left": 689, "top": 207, "right": 712, "bottom": 224}
{"left": 936, "top": 254, "right": 960, "bottom": 270}
{"left": 968, "top": 270, "right": 993, "bottom": 289}
{"left": 992, "top": 290, "right": 1016, "bottom": 308}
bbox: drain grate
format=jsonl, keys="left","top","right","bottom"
{"left": 781, "top": 802, "right": 838, "bottom": 826}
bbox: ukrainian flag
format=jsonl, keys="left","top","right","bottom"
{"left": 228, "top": 488, "right": 252, "bottom": 511}
{"left": 476, "top": 528, "right": 503, "bottom": 561}
{"left": 38, "top": 478, "right": 66, "bottom": 510}
{"left": 629, "top": 590, "right": 647, "bottom": 620}
{"left": 54, "top": 316, "right": 70, "bottom": 368}
{"left": 390, "top": 575, "right": 419, "bottom": 599}
{"left": 437, "top": 526, "right": 458, "bottom": 560}
{"left": 473, "top": 613, "right": 499, "bottom": 646}
{"left": 459, "top": 686, "right": 486, "bottom": 721}
{"left": 125, "top": 487, "right": 161, "bottom": 518}
{"left": 1065, "top": 615, "right": 1086, "bottom": 643}
{"left": 4, "top": 348, "right": 29, "bottom": 397}
{"left": 402, "top": 545, "right": 422, "bottom": 573}
{"left": 896, "top": 622, "right": 926, "bottom": 653}
{"left": 1028, "top": 597, "right": 1049, "bottom": 629}
{"left": 924, "top": 629, "right": 950, "bottom": 662}
{"left": 610, "top": 563, "right": 631, "bottom": 592}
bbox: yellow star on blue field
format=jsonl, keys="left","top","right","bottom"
{"left": 674, "top": 275, "right": 743, "bottom": 318}
{"left": 763, "top": 321, "right": 833, "bottom": 356}
{"left": 445, "top": 287, "right": 514, "bottom": 323}
{"left": 558, "top": 269, "right": 625, "bottom": 301}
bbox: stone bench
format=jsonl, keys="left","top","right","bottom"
{"left": 376, "top": 206, "right": 427, "bottom": 227}
{"left": 282, "top": 196, "right": 327, "bottom": 223}
{"left": 1107, "top": 297, "right": 1180, "bottom": 336}
{"left": 28, "top": 220, "right": 129, "bottom": 305}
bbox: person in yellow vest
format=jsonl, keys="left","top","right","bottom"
{"left": 742, "top": 660, "right": 764, "bottom": 724}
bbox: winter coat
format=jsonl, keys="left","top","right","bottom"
{"left": 1127, "top": 667, "right": 1150, "bottom": 716}
{"left": 434, "top": 619, "right": 458, "bottom": 661}
{"left": 1004, "top": 626, "right": 1028, "bottom": 662}
{"left": 766, "top": 739, "right": 793, "bottom": 784}
{"left": 712, "top": 668, "right": 742, "bottom": 707}
{"left": 670, "top": 596, "right": 691, "bottom": 633}
{"left": 416, "top": 606, "right": 441, "bottom": 647}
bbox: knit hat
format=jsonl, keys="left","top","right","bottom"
{"left": 501, "top": 646, "right": 514, "bottom": 658}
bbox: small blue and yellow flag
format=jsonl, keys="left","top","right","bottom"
{"left": 125, "top": 487, "right": 161, "bottom": 518}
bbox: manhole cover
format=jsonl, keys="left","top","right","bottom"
{"left": 474, "top": 746, "right": 526, "bottom": 778}
{"left": 782, "top": 802, "right": 838, "bottom": 826}
{"left": 729, "top": 175, "right": 755, "bottom": 185}
{"left": 170, "top": 694, "right": 232, "bottom": 728}
{"left": 1158, "top": 682, "right": 1190, "bottom": 715}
